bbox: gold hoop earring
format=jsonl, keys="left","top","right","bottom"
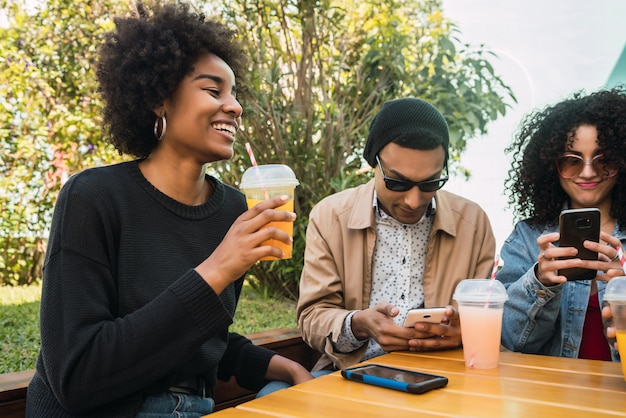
{"left": 153, "top": 114, "right": 166, "bottom": 141}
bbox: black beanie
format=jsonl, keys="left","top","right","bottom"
{"left": 363, "top": 98, "right": 449, "bottom": 167}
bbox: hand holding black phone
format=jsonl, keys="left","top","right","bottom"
{"left": 341, "top": 364, "right": 448, "bottom": 394}
{"left": 558, "top": 208, "right": 600, "bottom": 281}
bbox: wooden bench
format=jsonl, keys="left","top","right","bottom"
{"left": 0, "top": 369, "right": 32, "bottom": 418}
{"left": 0, "top": 328, "right": 319, "bottom": 418}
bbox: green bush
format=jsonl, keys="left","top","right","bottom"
{"left": 0, "top": 237, "right": 45, "bottom": 286}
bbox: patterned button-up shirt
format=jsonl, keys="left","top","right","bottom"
{"left": 334, "top": 193, "right": 434, "bottom": 360}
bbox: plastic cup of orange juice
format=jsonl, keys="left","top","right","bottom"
{"left": 604, "top": 276, "right": 626, "bottom": 381}
{"left": 240, "top": 164, "right": 299, "bottom": 260}
{"left": 453, "top": 279, "right": 509, "bottom": 369}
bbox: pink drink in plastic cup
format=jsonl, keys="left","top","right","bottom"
{"left": 453, "top": 279, "right": 508, "bottom": 369}
{"left": 457, "top": 303, "right": 504, "bottom": 368}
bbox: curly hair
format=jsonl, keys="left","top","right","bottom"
{"left": 504, "top": 85, "right": 626, "bottom": 227}
{"left": 96, "top": 1, "right": 247, "bottom": 157}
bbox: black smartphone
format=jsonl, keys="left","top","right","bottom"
{"left": 558, "top": 208, "right": 600, "bottom": 281}
{"left": 341, "top": 364, "right": 448, "bottom": 394}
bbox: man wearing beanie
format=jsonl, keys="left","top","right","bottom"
{"left": 297, "top": 98, "right": 496, "bottom": 371}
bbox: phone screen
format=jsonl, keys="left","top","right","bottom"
{"left": 351, "top": 365, "right": 439, "bottom": 384}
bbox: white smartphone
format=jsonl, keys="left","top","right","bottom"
{"left": 402, "top": 307, "right": 446, "bottom": 327}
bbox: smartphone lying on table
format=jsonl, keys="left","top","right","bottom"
{"left": 341, "top": 364, "right": 448, "bottom": 394}
{"left": 403, "top": 307, "right": 446, "bottom": 327}
{"left": 558, "top": 208, "right": 600, "bottom": 281}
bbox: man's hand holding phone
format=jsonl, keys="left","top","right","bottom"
{"left": 405, "top": 306, "right": 462, "bottom": 351}
{"left": 351, "top": 302, "right": 431, "bottom": 352}
{"left": 350, "top": 302, "right": 461, "bottom": 352}
{"left": 403, "top": 307, "right": 447, "bottom": 327}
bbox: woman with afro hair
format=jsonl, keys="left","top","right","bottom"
{"left": 496, "top": 86, "right": 626, "bottom": 362}
{"left": 26, "top": 2, "right": 312, "bottom": 417}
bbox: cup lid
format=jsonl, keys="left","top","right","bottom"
{"left": 453, "top": 279, "right": 509, "bottom": 303}
{"left": 604, "top": 276, "right": 626, "bottom": 302}
{"left": 240, "top": 164, "right": 300, "bottom": 189}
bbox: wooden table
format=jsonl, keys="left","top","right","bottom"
{"left": 209, "top": 349, "right": 626, "bottom": 417}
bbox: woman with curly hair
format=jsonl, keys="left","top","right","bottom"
{"left": 26, "top": 2, "right": 312, "bottom": 417}
{"left": 496, "top": 86, "right": 626, "bottom": 361}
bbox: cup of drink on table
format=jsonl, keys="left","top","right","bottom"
{"left": 240, "top": 164, "right": 299, "bottom": 260}
{"left": 453, "top": 279, "right": 508, "bottom": 369}
{"left": 603, "top": 276, "right": 626, "bottom": 381}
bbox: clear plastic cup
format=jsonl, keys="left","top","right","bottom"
{"left": 453, "top": 279, "right": 509, "bottom": 369}
{"left": 240, "top": 164, "right": 299, "bottom": 260}
{"left": 604, "top": 276, "right": 626, "bottom": 381}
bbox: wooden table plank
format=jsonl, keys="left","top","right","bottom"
{"left": 234, "top": 387, "right": 452, "bottom": 418}
{"left": 377, "top": 351, "right": 626, "bottom": 392}
{"left": 228, "top": 375, "right": 624, "bottom": 418}
{"left": 359, "top": 351, "right": 626, "bottom": 412}
{"left": 210, "top": 407, "right": 278, "bottom": 417}
{"left": 390, "top": 349, "right": 623, "bottom": 377}
{"left": 209, "top": 350, "right": 626, "bottom": 418}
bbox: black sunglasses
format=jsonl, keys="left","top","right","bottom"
{"left": 376, "top": 155, "right": 448, "bottom": 192}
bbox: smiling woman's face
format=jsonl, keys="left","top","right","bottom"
{"left": 558, "top": 125, "right": 618, "bottom": 209}
{"left": 160, "top": 52, "right": 243, "bottom": 164}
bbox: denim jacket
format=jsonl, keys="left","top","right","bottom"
{"left": 496, "top": 219, "right": 624, "bottom": 361}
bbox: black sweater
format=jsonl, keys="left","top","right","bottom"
{"left": 26, "top": 160, "right": 275, "bottom": 417}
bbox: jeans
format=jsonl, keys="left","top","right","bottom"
{"left": 255, "top": 370, "right": 333, "bottom": 398}
{"left": 138, "top": 371, "right": 332, "bottom": 416}
{"left": 137, "top": 392, "right": 214, "bottom": 418}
